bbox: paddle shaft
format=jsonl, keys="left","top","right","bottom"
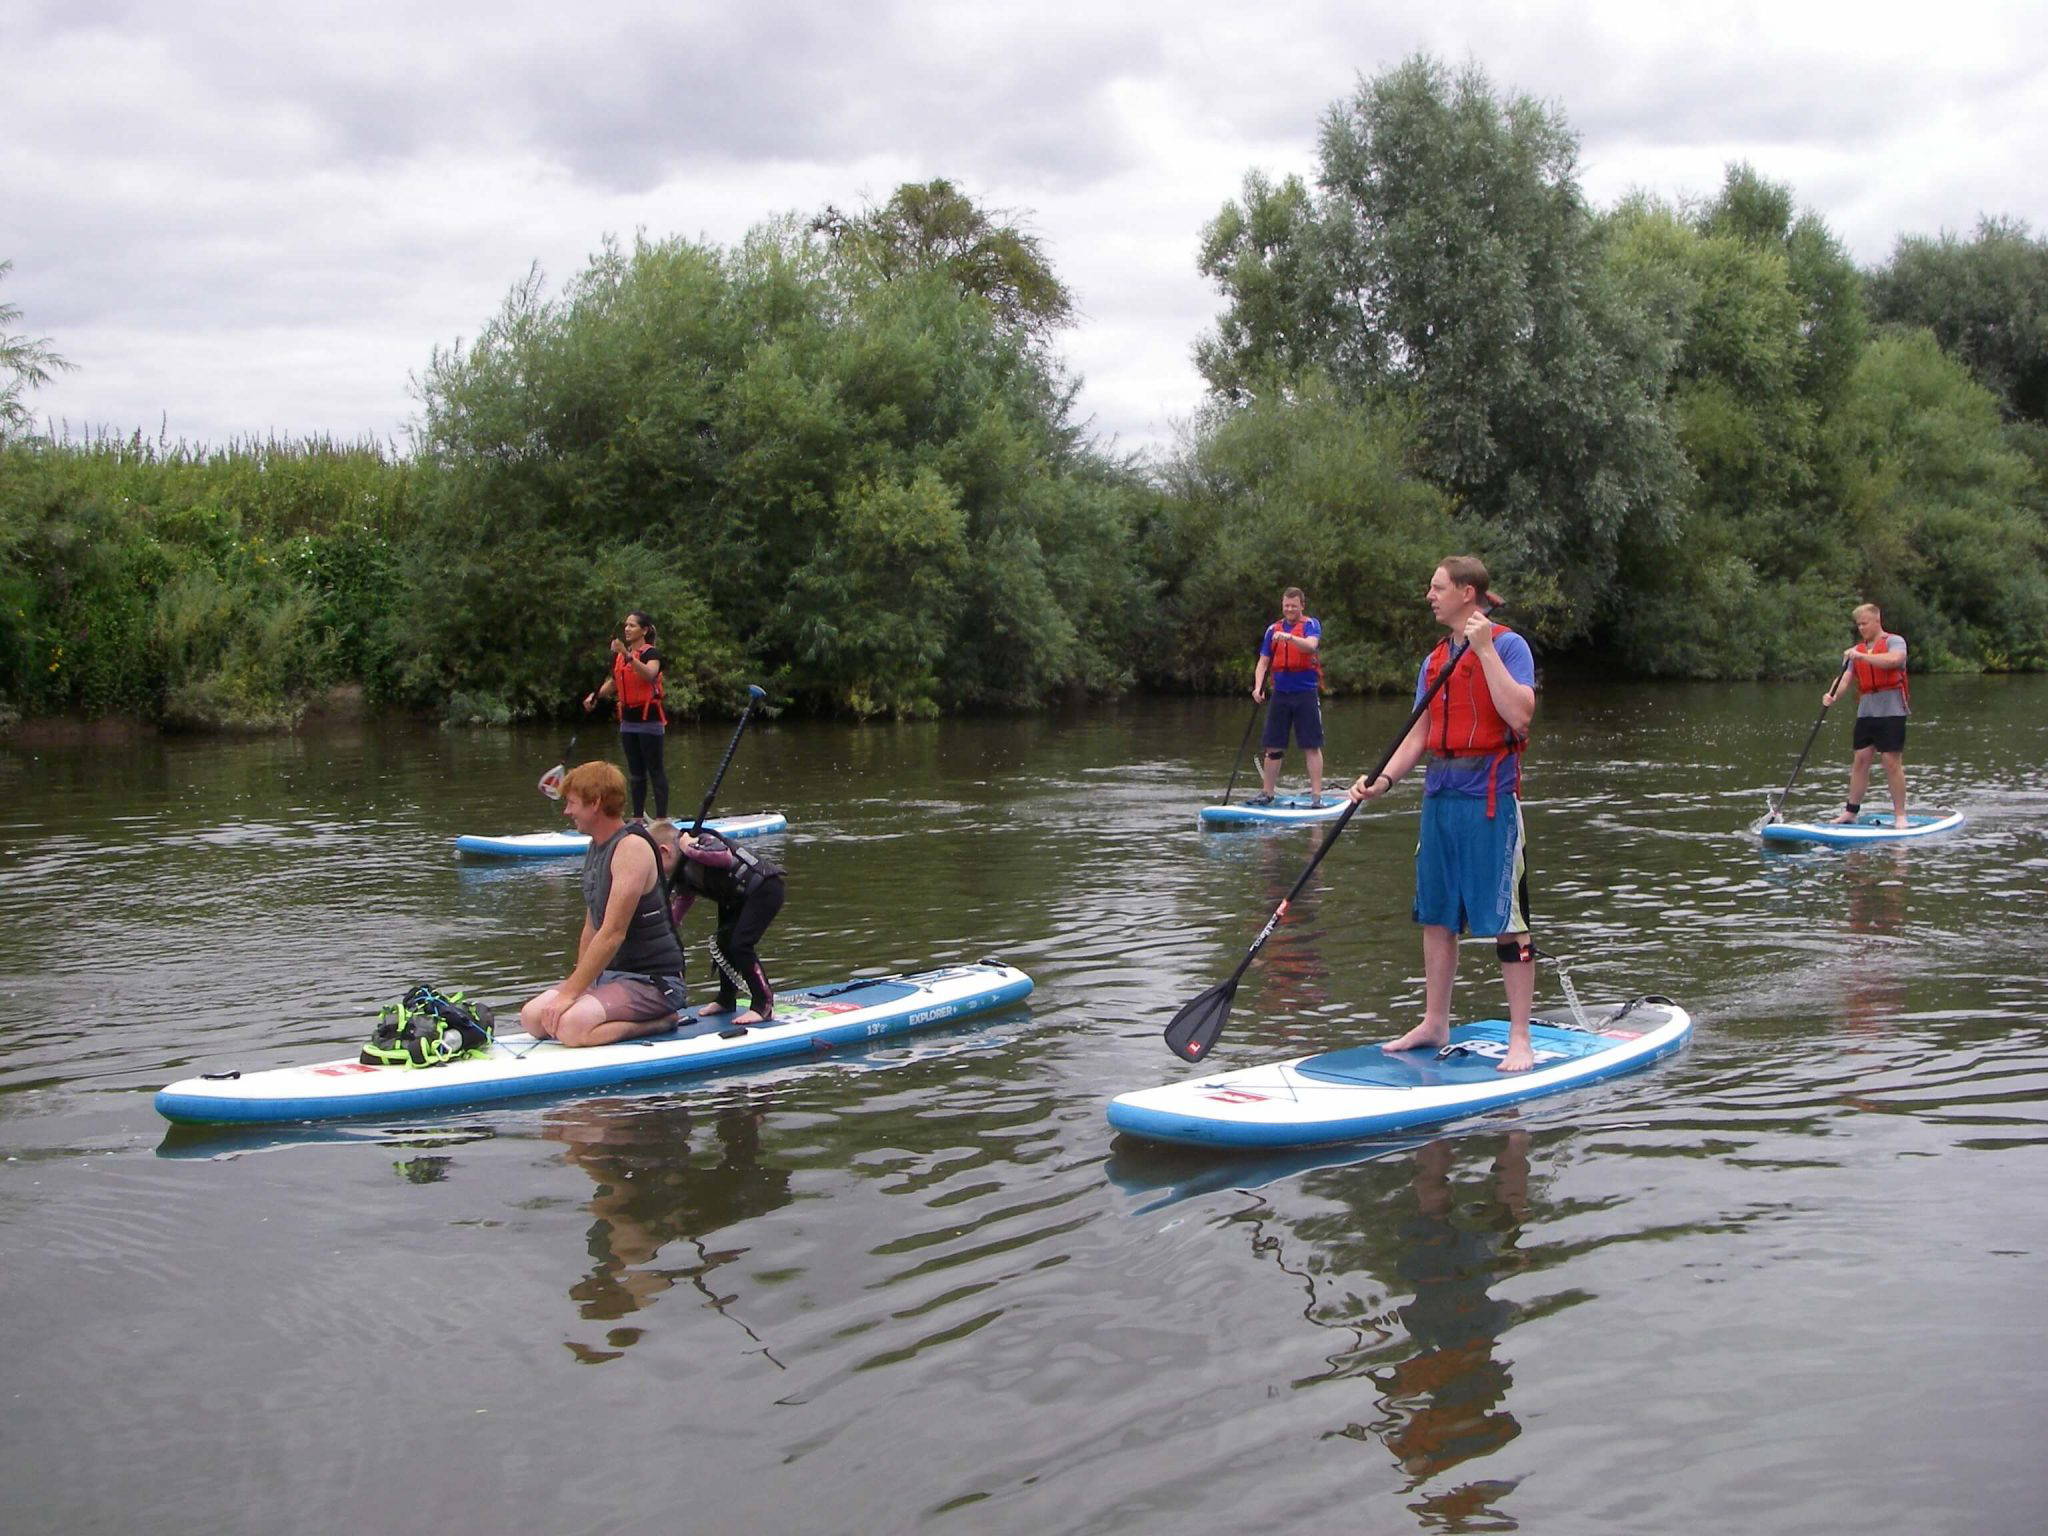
{"left": 1239, "top": 642, "right": 1469, "bottom": 964}
{"left": 1221, "top": 696, "right": 1263, "bottom": 804}
{"left": 1769, "top": 658, "right": 1853, "bottom": 819}
{"left": 689, "top": 685, "right": 769, "bottom": 834}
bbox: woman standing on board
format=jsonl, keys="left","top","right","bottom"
{"left": 584, "top": 611, "right": 669, "bottom": 822}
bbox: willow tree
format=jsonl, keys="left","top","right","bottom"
{"left": 0, "top": 260, "right": 75, "bottom": 439}
{"left": 1197, "top": 57, "right": 1688, "bottom": 641}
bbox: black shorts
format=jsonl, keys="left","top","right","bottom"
{"left": 1852, "top": 715, "right": 1906, "bottom": 754}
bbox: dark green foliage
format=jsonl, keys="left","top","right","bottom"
{"left": 409, "top": 215, "right": 1149, "bottom": 720}
{"left": 1867, "top": 218, "right": 2048, "bottom": 425}
{"left": 1147, "top": 378, "right": 1459, "bottom": 692}
{"left": 0, "top": 434, "right": 410, "bottom": 726}
{"left": 1196, "top": 57, "right": 1689, "bottom": 643}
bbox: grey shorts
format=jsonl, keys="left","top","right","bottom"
{"left": 589, "top": 970, "right": 687, "bottom": 1022}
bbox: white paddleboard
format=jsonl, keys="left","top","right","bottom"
{"left": 454, "top": 811, "right": 788, "bottom": 858}
{"left": 1200, "top": 790, "right": 1351, "bottom": 827}
{"left": 1759, "top": 810, "right": 1963, "bottom": 847}
{"left": 1108, "top": 998, "right": 1691, "bottom": 1149}
{"left": 157, "top": 961, "right": 1030, "bottom": 1124}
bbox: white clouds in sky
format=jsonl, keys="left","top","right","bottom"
{"left": 4, "top": 0, "right": 2041, "bottom": 454}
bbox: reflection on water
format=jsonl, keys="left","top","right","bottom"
{"left": 2, "top": 681, "right": 2046, "bottom": 1534}
{"left": 545, "top": 1094, "right": 793, "bottom": 1366}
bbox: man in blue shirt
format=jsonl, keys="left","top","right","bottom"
{"left": 1350, "top": 557, "right": 1539, "bottom": 1071}
{"left": 1250, "top": 587, "right": 1325, "bottom": 805}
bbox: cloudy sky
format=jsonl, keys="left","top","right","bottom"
{"left": 4, "top": 0, "right": 2041, "bottom": 457}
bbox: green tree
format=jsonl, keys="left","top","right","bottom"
{"left": 1867, "top": 217, "right": 2048, "bottom": 425}
{"left": 409, "top": 212, "right": 1147, "bottom": 720}
{"left": 1148, "top": 376, "right": 1459, "bottom": 692}
{"left": 812, "top": 179, "right": 1075, "bottom": 343}
{"left": 0, "top": 261, "right": 76, "bottom": 440}
{"left": 1829, "top": 330, "right": 2048, "bottom": 668}
{"left": 1195, "top": 57, "right": 1689, "bottom": 641}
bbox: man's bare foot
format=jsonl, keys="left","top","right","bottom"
{"left": 1497, "top": 1044, "right": 1535, "bottom": 1073}
{"left": 1894, "top": 815, "right": 1910, "bottom": 828}
{"left": 730, "top": 1009, "right": 764, "bottom": 1027}
{"left": 1384, "top": 1023, "right": 1450, "bottom": 1054}
{"left": 1828, "top": 809, "right": 1859, "bottom": 823}
{"left": 696, "top": 1002, "right": 727, "bottom": 1018}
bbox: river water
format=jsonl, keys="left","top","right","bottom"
{"left": 2, "top": 680, "right": 2043, "bottom": 1534}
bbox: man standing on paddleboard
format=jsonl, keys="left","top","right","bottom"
{"left": 1250, "top": 586, "right": 1326, "bottom": 806}
{"left": 1823, "top": 602, "right": 1911, "bottom": 828}
{"left": 519, "top": 761, "right": 689, "bottom": 1047}
{"left": 1349, "top": 557, "right": 1538, "bottom": 1072}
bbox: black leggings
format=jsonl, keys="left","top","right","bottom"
{"left": 619, "top": 729, "right": 668, "bottom": 819}
{"left": 709, "top": 876, "right": 785, "bottom": 1015}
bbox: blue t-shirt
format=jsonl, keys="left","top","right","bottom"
{"left": 1413, "top": 630, "right": 1536, "bottom": 798}
{"left": 1260, "top": 617, "right": 1323, "bottom": 694}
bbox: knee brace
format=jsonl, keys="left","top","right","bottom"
{"left": 1264, "top": 749, "right": 1285, "bottom": 762}
{"left": 1496, "top": 936, "right": 1533, "bottom": 966}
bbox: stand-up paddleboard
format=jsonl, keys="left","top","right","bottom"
{"left": 1200, "top": 791, "right": 1349, "bottom": 827}
{"left": 157, "top": 961, "right": 1030, "bottom": 1124}
{"left": 1108, "top": 998, "right": 1690, "bottom": 1150}
{"left": 1759, "top": 810, "right": 1963, "bottom": 847}
{"left": 454, "top": 811, "right": 788, "bottom": 858}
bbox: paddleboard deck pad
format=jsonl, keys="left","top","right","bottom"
{"left": 1108, "top": 998, "right": 1690, "bottom": 1149}
{"left": 157, "top": 961, "right": 1030, "bottom": 1124}
{"left": 455, "top": 811, "right": 787, "bottom": 858}
{"left": 1200, "top": 791, "right": 1350, "bottom": 827}
{"left": 1759, "top": 810, "right": 1963, "bottom": 846}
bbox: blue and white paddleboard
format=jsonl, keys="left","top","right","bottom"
{"left": 1759, "top": 810, "right": 1964, "bottom": 847}
{"left": 1200, "top": 791, "right": 1350, "bottom": 827}
{"left": 454, "top": 810, "right": 789, "bottom": 858}
{"left": 1107, "top": 998, "right": 1691, "bottom": 1150}
{"left": 157, "top": 961, "right": 1030, "bottom": 1124}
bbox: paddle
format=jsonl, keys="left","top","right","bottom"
{"left": 1220, "top": 696, "right": 1263, "bottom": 804}
{"left": 1165, "top": 635, "right": 1475, "bottom": 1063}
{"left": 1765, "top": 658, "right": 1853, "bottom": 824}
{"left": 537, "top": 729, "right": 579, "bottom": 800}
{"left": 689, "top": 685, "right": 769, "bottom": 834}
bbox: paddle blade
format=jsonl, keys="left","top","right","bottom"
{"left": 1163, "top": 975, "right": 1241, "bottom": 1063}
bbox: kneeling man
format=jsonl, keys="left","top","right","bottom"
{"left": 520, "top": 761, "right": 687, "bottom": 1047}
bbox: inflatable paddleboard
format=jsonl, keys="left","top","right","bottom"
{"left": 157, "top": 961, "right": 1030, "bottom": 1124}
{"left": 1759, "top": 810, "right": 1963, "bottom": 847}
{"left": 454, "top": 811, "right": 788, "bottom": 858}
{"left": 1200, "top": 790, "right": 1350, "bottom": 827}
{"left": 1107, "top": 998, "right": 1690, "bottom": 1150}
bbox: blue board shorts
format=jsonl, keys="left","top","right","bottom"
{"left": 1414, "top": 793, "right": 1527, "bottom": 936}
{"left": 1262, "top": 690, "right": 1324, "bottom": 751}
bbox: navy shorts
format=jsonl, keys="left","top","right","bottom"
{"left": 1852, "top": 716, "right": 1906, "bottom": 754}
{"left": 1262, "top": 690, "right": 1324, "bottom": 751}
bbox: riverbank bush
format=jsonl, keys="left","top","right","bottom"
{"left": 0, "top": 433, "right": 411, "bottom": 727}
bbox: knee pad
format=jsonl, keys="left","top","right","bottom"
{"left": 1496, "top": 937, "right": 1533, "bottom": 965}
{"left": 1264, "top": 749, "right": 1285, "bottom": 762}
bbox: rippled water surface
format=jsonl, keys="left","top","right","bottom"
{"left": 3, "top": 680, "right": 2044, "bottom": 1534}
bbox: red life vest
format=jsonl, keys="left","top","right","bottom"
{"left": 612, "top": 645, "right": 666, "bottom": 725}
{"left": 1266, "top": 620, "right": 1321, "bottom": 677}
{"left": 1851, "top": 634, "right": 1908, "bottom": 707}
{"left": 1425, "top": 624, "right": 1526, "bottom": 815}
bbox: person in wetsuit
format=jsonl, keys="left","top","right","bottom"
{"left": 652, "top": 822, "right": 786, "bottom": 1028}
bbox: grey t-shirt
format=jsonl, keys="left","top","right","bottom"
{"left": 1857, "top": 634, "right": 1908, "bottom": 718}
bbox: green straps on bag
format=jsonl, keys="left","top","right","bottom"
{"left": 359, "top": 984, "right": 497, "bottom": 1069}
